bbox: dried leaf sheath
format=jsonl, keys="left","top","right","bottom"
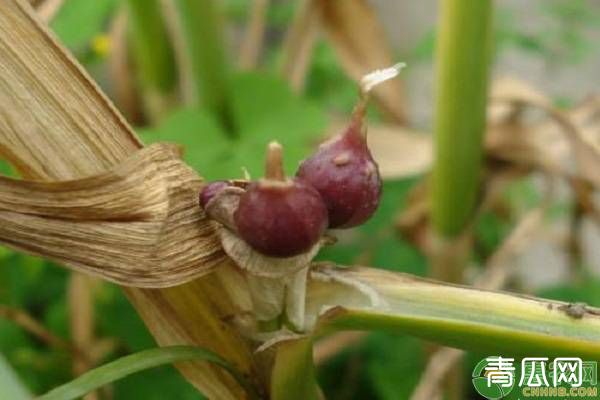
{"left": 0, "top": 144, "right": 224, "bottom": 287}
{"left": 0, "top": 1, "right": 256, "bottom": 398}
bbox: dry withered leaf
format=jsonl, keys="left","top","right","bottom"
{"left": 366, "top": 123, "right": 432, "bottom": 179}
{"left": 489, "top": 81, "right": 600, "bottom": 187}
{"left": 0, "top": 1, "right": 257, "bottom": 398}
{"left": 316, "top": 0, "right": 409, "bottom": 124}
{"left": 0, "top": 143, "right": 224, "bottom": 287}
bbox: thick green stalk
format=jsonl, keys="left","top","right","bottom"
{"left": 126, "top": 0, "right": 177, "bottom": 120}
{"left": 428, "top": 5, "right": 492, "bottom": 397}
{"left": 175, "top": 0, "right": 236, "bottom": 133}
{"left": 431, "top": 0, "right": 493, "bottom": 238}
{"left": 308, "top": 265, "right": 600, "bottom": 361}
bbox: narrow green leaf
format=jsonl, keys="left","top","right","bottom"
{"left": 308, "top": 266, "right": 600, "bottom": 360}
{"left": 271, "top": 337, "right": 320, "bottom": 400}
{"left": 0, "top": 354, "right": 30, "bottom": 400}
{"left": 38, "top": 346, "right": 259, "bottom": 400}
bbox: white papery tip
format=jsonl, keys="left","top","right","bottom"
{"left": 360, "top": 62, "right": 407, "bottom": 93}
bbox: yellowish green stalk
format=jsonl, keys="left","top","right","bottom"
{"left": 431, "top": 0, "right": 493, "bottom": 238}
{"left": 308, "top": 266, "right": 600, "bottom": 360}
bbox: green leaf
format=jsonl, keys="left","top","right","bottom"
{"left": 96, "top": 284, "right": 156, "bottom": 352}
{"left": 366, "top": 335, "right": 424, "bottom": 400}
{"left": 38, "top": 346, "right": 259, "bottom": 400}
{"left": 0, "top": 354, "right": 30, "bottom": 400}
{"left": 308, "top": 266, "right": 600, "bottom": 360}
{"left": 317, "top": 335, "right": 378, "bottom": 400}
{"left": 231, "top": 72, "right": 326, "bottom": 177}
{"left": 142, "top": 73, "right": 327, "bottom": 181}
{"left": 318, "top": 334, "right": 424, "bottom": 400}
{"left": 271, "top": 338, "right": 320, "bottom": 400}
{"left": 51, "top": 0, "right": 118, "bottom": 51}
{"left": 140, "top": 108, "right": 235, "bottom": 180}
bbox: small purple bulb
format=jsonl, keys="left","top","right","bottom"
{"left": 234, "top": 142, "right": 328, "bottom": 257}
{"left": 296, "top": 107, "right": 382, "bottom": 229}
{"left": 199, "top": 180, "right": 231, "bottom": 209}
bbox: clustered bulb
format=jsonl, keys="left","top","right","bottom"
{"left": 296, "top": 103, "right": 381, "bottom": 228}
{"left": 233, "top": 142, "right": 328, "bottom": 257}
{"left": 201, "top": 63, "right": 404, "bottom": 257}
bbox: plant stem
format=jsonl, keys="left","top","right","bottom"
{"left": 174, "top": 0, "right": 236, "bottom": 134}
{"left": 126, "top": 0, "right": 176, "bottom": 121}
{"left": 431, "top": 0, "right": 493, "bottom": 239}
{"left": 429, "top": 2, "right": 492, "bottom": 398}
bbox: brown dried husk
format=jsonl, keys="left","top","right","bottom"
{"left": 0, "top": 143, "right": 225, "bottom": 287}
{"left": 0, "top": 1, "right": 258, "bottom": 398}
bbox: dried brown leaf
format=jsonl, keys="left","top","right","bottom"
{"left": 317, "top": 0, "right": 409, "bottom": 124}
{"left": 489, "top": 91, "right": 600, "bottom": 187}
{"left": 0, "top": 1, "right": 257, "bottom": 398}
{"left": 367, "top": 124, "right": 431, "bottom": 179}
{"left": 0, "top": 143, "right": 224, "bottom": 287}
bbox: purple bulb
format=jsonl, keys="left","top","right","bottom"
{"left": 234, "top": 142, "right": 328, "bottom": 257}
{"left": 296, "top": 113, "right": 382, "bottom": 229}
{"left": 199, "top": 180, "right": 231, "bottom": 210}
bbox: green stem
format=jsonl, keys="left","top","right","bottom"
{"left": 174, "top": 0, "right": 236, "bottom": 134}
{"left": 309, "top": 266, "right": 600, "bottom": 360}
{"left": 428, "top": 5, "right": 492, "bottom": 396}
{"left": 431, "top": 0, "right": 493, "bottom": 238}
{"left": 126, "top": 0, "right": 177, "bottom": 121}
{"left": 271, "top": 338, "right": 321, "bottom": 400}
